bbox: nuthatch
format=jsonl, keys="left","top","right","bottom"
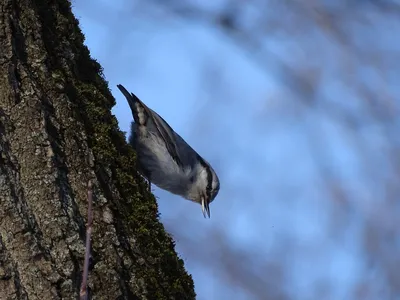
{"left": 117, "top": 84, "right": 220, "bottom": 218}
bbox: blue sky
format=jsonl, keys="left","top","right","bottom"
{"left": 72, "top": 1, "right": 398, "bottom": 299}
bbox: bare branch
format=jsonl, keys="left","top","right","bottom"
{"left": 80, "top": 180, "right": 93, "bottom": 300}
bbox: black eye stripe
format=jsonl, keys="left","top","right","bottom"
{"left": 197, "top": 154, "right": 212, "bottom": 201}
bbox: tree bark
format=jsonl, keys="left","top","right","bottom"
{"left": 0, "top": 1, "right": 195, "bottom": 299}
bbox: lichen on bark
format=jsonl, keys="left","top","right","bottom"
{"left": 0, "top": 0, "right": 195, "bottom": 299}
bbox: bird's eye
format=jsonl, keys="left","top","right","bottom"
{"left": 189, "top": 175, "right": 194, "bottom": 183}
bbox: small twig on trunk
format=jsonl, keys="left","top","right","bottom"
{"left": 80, "top": 180, "right": 93, "bottom": 300}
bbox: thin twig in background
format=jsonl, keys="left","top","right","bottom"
{"left": 80, "top": 180, "right": 93, "bottom": 300}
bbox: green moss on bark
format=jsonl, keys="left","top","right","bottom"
{"left": 29, "top": 0, "right": 196, "bottom": 298}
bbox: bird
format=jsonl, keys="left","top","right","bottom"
{"left": 117, "top": 84, "right": 220, "bottom": 218}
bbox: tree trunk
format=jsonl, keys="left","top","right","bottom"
{"left": 0, "top": 1, "right": 195, "bottom": 299}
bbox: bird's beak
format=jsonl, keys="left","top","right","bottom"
{"left": 201, "top": 197, "right": 210, "bottom": 218}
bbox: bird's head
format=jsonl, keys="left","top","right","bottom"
{"left": 187, "top": 157, "right": 220, "bottom": 218}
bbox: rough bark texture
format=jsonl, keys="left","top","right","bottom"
{"left": 0, "top": 0, "right": 195, "bottom": 299}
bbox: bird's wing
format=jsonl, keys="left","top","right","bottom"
{"left": 117, "top": 84, "right": 184, "bottom": 168}
{"left": 147, "top": 110, "right": 185, "bottom": 168}
{"left": 172, "top": 131, "right": 202, "bottom": 169}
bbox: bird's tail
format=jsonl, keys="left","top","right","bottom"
{"left": 117, "top": 84, "right": 148, "bottom": 126}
